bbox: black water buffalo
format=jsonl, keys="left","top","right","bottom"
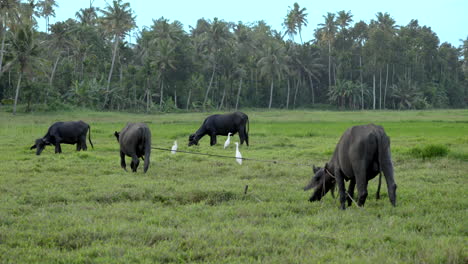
{"left": 114, "top": 123, "right": 151, "bottom": 173}
{"left": 304, "top": 124, "right": 397, "bottom": 210}
{"left": 30, "top": 121, "right": 93, "bottom": 155}
{"left": 188, "top": 112, "right": 249, "bottom": 146}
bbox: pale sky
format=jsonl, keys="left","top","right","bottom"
{"left": 38, "top": 0, "right": 467, "bottom": 46}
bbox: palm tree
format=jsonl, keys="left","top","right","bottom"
{"left": 368, "top": 12, "right": 397, "bottom": 109}
{"left": 350, "top": 20, "right": 368, "bottom": 109}
{"left": 0, "top": 0, "right": 20, "bottom": 76}
{"left": 151, "top": 39, "right": 176, "bottom": 109}
{"left": 283, "top": 11, "right": 296, "bottom": 41}
{"left": 257, "top": 41, "right": 288, "bottom": 109}
{"left": 195, "top": 18, "right": 231, "bottom": 109}
{"left": 37, "top": 0, "right": 57, "bottom": 33}
{"left": 75, "top": 6, "right": 97, "bottom": 26}
{"left": 336, "top": 10, "right": 353, "bottom": 33}
{"left": 9, "top": 23, "right": 41, "bottom": 114}
{"left": 317, "top": 12, "right": 337, "bottom": 89}
{"left": 292, "top": 3, "right": 308, "bottom": 44}
{"left": 282, "top": 3, "right": 307, "bottom": 43}
{"left": 100, "top": 0, "right": 136, "bottom": 109}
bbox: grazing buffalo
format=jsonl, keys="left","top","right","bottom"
{"left": 30, "top": 121, "right": 93, "bottom": 155}
{"left": 304, "top": 124, "right": 397, "bottom": 210}
{"left": 114, "top": 123, "right": 151, "bottom": 173}
{"left": 188, "top": 112, "right": 249, "bottom": 147}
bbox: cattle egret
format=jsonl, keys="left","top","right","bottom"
{"left": 171, "top": 140, "right": 178, "bottom": 154}
{"left": 224, "top": 132, "right": 232, "bottom": 149}
{"left": 235, "top": 142, "right": 242, "bottom": 165}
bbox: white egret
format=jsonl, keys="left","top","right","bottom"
{"left": 224, "top": 132, "right": 232, "bottom": 149}
{"left": 171, "top": 140, "right": 178, "bottom": 154}
{"left": 235, "top": 142, "right": 242, "bottom": 165}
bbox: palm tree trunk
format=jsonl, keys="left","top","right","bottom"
{"left": 235, "top": 77, "right": 242, "bottom": 111}
{"left": 218, "top": 85, "right": 226, "bottom": 110}
{"left": 286, "top": 78, "right": 290, "bottom": 109}
{"left": 160, "top": 78, "right": 164, "bottom": 107}
{"left": 0, "top": 16, "right": 6, "bottom": 77}
{"left": 174, "top": 89, "right": 177, "bottom": 109}
{"left": 308, "top": 74, "right": 314, "bottom": 104}
{"left": 328, "top": 40, "right": 332, "bottom": 89}
{"left": 186, "top": 87, "right": 192, "bottom": 111}
{"left": 293, "top": 79, "right": 299, "bottom": 109}
{"left": 104, "top": 36, "right": 119, "bottom": 109}
{"left": 268, "top": 79, "right": 274, "bottom": 109}
{"left": 145, "top": 77, "right": 150, "bottom": 112}
{"left": 45, "top": 55, "right": 60, "bottom": 104}
{"left": 379, "top": 67, "right": 382, "bottom": 109}
{"left": 333, "top": 63, "right": 337, "bottom": 87}
{"left": 203, "top": 63, "right": 216, "bottom": 109}
{"left": 360, "top": 56, "right": 364, "bottom": 110}
{"left": 13, "top": 73, "right": 23, "bottom": 115}
{"left": 372, "top": 73, "right": 376, "bottom": 110}
{"left": 384, "top": 63, "right": 389, "bottom": 109}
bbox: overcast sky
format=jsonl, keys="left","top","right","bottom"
{"left": 37, "top": 0, "right": 467, "bottom": 46}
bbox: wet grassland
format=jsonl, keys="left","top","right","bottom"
{"left": 0, "top": 109, "right": 467, "bottom": 263}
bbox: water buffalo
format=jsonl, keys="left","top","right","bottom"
{"left": 188, "top": 112, "right": 249, "bottom": 147}
{"left": 30, "top": 121, "right": 93, "bottom": 155}
{"left": 304, "top": 124, "right": 397, "bottom": 210}
{"left": 114, "top": 123, "right": 151, "bottom": 173}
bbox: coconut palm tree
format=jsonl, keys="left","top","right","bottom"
{"left": 9, "top": 23, "right": 41, "bottom": 114}
{"left": 75, "top": 6, "right": 97, "bottom": 26}
{"left": 0, "top": 0, "right": 21, "bottom": 76}
{"left": 317, "top": 12, "right": 337, "bottom": 89}
{"left": 151, "top": 39, "right": 177, "bottom": 109}
{"left": 283, "top": 11, "right": 296, "bottom": 41}
{"left": 257, "top": 41, "right": 288, "bottom": 109}
{"left": 37, "top": 0, "right": 57, "bottom": 33}
{"left": 195, "top": 18, "right": 231, "bottom": 109}
{"left": 100, "top": 0, "right": 136, "bottom": 109}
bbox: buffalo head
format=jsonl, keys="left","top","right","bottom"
{"left": 30, "top": 138, "right": 49, "bottom": 155}
{"left": 188, "top": 133, "right": 199, "bottom": 146}
{"left": 304, "top": 164, "right": 336, "bottom": 202}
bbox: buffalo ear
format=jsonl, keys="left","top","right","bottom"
{"left": 114, "top": 131, "right": 120, "bottom": 140}
{"left": 30, "top": 144, "right": 37, "bottom": 150}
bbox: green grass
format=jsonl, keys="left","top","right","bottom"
{"left": 0, "top": 109, "right": 467, "bottom": 263}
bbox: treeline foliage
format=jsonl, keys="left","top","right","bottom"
{"left": 0, "top": 1, "right": 467, "bottom": 113}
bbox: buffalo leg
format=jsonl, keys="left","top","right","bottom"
{"left": 376, "top": 173, "right": 382, "bottom": 200}
{"left": 55, "top": 143, "right": 62, "bottom": 153}
{"left": 120, "top": 151, "right": 127, "bottom": 171}
{"left": 355, "top": 177, "right": 368, "bottom": 207}
{"left": 131, "top": 155, "right": 139, "bottom": 172}
{"left": 347, "top": 179, "right": 356, "bottom": 206}
{"left": 242, "top": 125, "right": 249, "bottom": 146}
{"left": 335, "top": 169, "right": 347, "bottom": 210}
{"left": 382, "top": 150, "right": 397, "bottom": 206}
{"left": 210, "top": 134, "right": 217, "bottom": 146}
{"left": 81, "top": 135, "right": 88, "bottom": 151}
{"left": 245, "top": 128, "right": 249, "bottom": 146}
{"left": 239, "top": 126, "right": 246, "bottom": 145}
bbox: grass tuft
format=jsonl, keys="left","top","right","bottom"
{"left": 408, "top": 144, "right": 449, "bottom": 159}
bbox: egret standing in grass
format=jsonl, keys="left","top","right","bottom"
{"left": 224, "top": 132, "right": 232, "bottom": 149}
{"left": 171, "top": 140, "right": 178, "bottom": 154}
{"left": 235, "top": 142, "right": 242, "bottom": 165}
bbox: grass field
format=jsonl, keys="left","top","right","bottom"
{"left": 0, "top": 109, "right": 467, "bottom": 263}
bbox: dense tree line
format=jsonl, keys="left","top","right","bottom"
{"left": 0, "top": 0, "right": 467, "bottom": 114}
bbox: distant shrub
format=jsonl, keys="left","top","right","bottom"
{"left": 409, "top": 144, "right": 449, "bottom": 159}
